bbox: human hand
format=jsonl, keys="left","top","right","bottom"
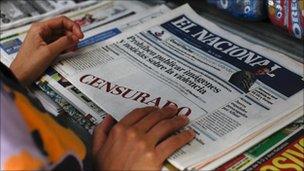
{"left": 92, "top": 106, "right": 195, "bottom": 170}
{"left": 10, "top": 16, "right": 84, "bottom": 85}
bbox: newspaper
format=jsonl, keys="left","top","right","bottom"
{"left": 0, "top": 0, "right": 145, "bottom": 39}
{"left": 54, "top": 4, "right": 304, "bottom": 170}
{"left": 0, "top": 1, "right": 159, "bottom": 127}
{"left": 0, "top": 0, "right": 97, "bottom": 31}
{"left": 54, "top": 4, "right": 171, "bottom": 75}
{"left": 0, "top": 1, "right": 169, "bottom": 130}
{"left": 44, "top": 5, "right": 171, "bottom": 123}
{"left": 0, "top": 1, "right": 150, "bottom": 67}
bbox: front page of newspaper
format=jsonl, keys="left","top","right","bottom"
{"left": 58, "top": 4, "right": 304, "bottom": 169}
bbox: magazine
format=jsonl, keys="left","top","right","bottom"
{"left": 245, "top": 128, "right": 303, "bottom": 171}
{"left": 217, "top": 117, "right": 303, "bottom": 170}
{"left": 54, "top": 4, "right": 304, "bottom": 170}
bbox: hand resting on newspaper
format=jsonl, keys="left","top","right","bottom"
{"left": 9, "top": 16, "right": 196, "bottom": 170}
{"left": 10, "top": 16, "right": 84, "bottom": 85}
{"left": 93, "top": 106, "right": 195, "bottom": 170}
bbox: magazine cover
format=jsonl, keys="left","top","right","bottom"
{"left": 246, "top": 129, "right": 304, "bottom": 171}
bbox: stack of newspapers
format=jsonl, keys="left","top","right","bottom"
{"left": 0, "top": 1, "right": 303, "bottom": 170}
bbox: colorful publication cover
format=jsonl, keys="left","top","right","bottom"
{"left": 216, "top": 118, "right": 303, "bottom": 170}
{"left": 246, "top": 129, "right": 303, "bottom": 171}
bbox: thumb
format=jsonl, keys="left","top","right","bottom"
{"left": 92, "top": 114, "right": 116, "bottom": 156}
{"left": 47, "top": 34, "right": 78, "bottom": 57}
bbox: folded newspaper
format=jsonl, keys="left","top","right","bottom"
{"left": 52, "top": 4, "right": 304, "bottom": 170}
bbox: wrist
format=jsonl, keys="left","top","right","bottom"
{"left": 10, "top": 62, "right": 28, "bottom": 85}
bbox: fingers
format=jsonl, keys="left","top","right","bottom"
{"left": 119, "top": 106, "right": 158, "bottom": 127}
{"left": 92, "top": 115, "right": 116, "bottom": 156}
{"left": 133, "top": 105, "right": 178, "bottom": 132}
{"left": 146, "top": 115, "right": 189, "bottom": 145}
{"left": 156, "top": 129, "right": 195, "bottom": 162}
{"left": 44, "top": 16, "right": 84, "bottom": 39}
{"left": 47, "top": 34, "right": 78, "bottom": 57}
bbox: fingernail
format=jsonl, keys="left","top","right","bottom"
{"left": 180, "top": 115, "right": 189, "bottom": 123}
{"left": 179, "top": 110, "right": 189, "bottom": 115}
{"left": 167, "top": 103, "right": 177, "bottom": 110}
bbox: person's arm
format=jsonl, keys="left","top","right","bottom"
{"left": 10, "top": 16, "right": 84, "bottom": 85}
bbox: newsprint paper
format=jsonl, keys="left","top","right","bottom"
{"left": 54, "top": 4, "right": 304, "bottom": 170}
{"left": 0, "top": 0, "right": 97, "bottom": 31}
